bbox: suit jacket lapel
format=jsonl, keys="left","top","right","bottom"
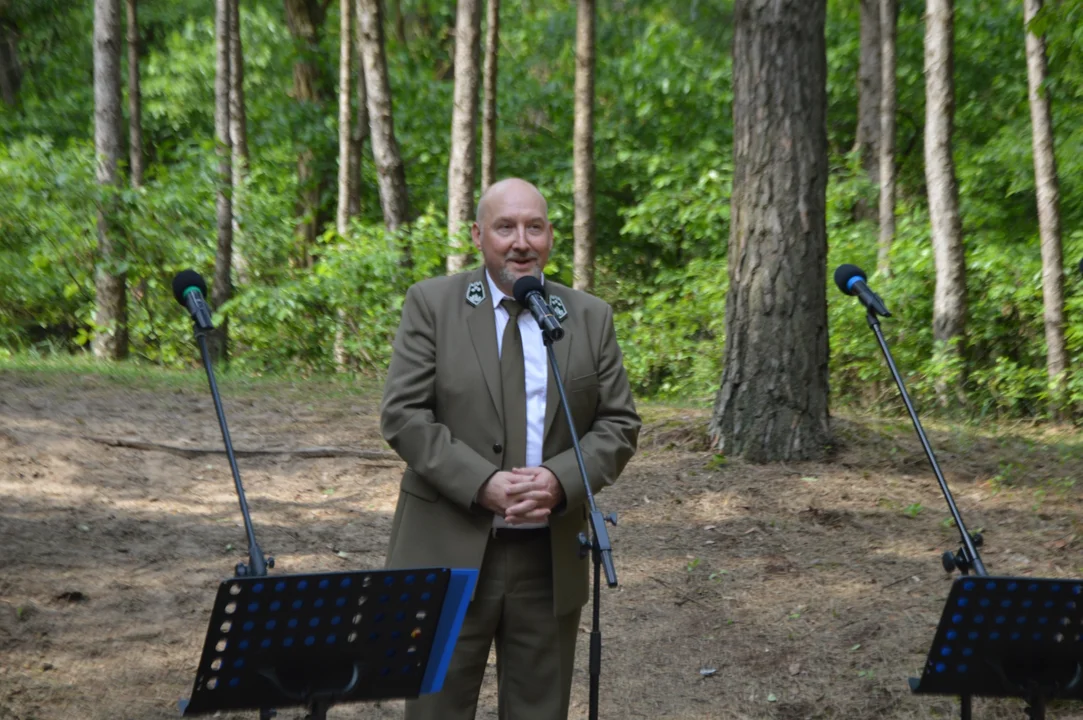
{"left": 465, "top": 269, "right": 503, "bottom": 425}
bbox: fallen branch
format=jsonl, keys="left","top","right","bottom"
{"left": 84, "top": 435, "right": 399, "bottom": 461}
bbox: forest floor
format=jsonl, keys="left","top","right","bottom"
{"left": 4, "top": 362, "right": 1083, "bottom": 719}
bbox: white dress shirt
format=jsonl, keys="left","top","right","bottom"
{"left": 486, "top": 270, "right": 548, "bottom": 529}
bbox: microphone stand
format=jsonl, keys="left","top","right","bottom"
{"left": 192, "top": 323, "right": 276, "bottom": 720}
{"left": 864, "top": 307, "right": 987, "bottom": 720}
{"left": 543, "top": 331, "right": 617, "bottom": 720}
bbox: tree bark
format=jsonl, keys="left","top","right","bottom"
{"left": 349, "top": 9, "right": 368, "bottom": 217}
{"left": 336, "top": 0, "right": 356, "bottom": 235}
{"left": 93, "top": 0, "right": 128, "bottom": 360}
{"left": 125, "top": 0, "right": 143, "bottom": 188}
{"left": 708, "top": 0, "right": 829, "bottom": 463}
{"left": 480, "top": 0, "right": 499, "bottom": 192}
{"left": 924, "top": 0, "right": 967, "bottom": 360}
{"left": 209, "top": 0, "right": 233, "bottom": 363}
{"left": 229, "top": 0, "right": 249, "bottom": 283}
{"left": 877, "top": 0, "right": 897, "bottom": 274}
{"left": 855, "top": 0, "right": 881, "bottom": 180}
{"left": 445, "top": 0, "right": 482, "bottom": 274}
{"left": 357, "top": 0, "right": 410, "bottom": 231}
{"left": 572, "top": 0, "right": 595, "bottom": 292}
{"left": 1024, "top": 0, "right": 1067, "bottom": 412}
{"left": 284, "top": 0, "right": 328, "bottom": 265}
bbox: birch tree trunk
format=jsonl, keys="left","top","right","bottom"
{"left": 92, "top": 0, "right": 128, "bottom": 360}
{"left": 572, "top": 0, "right": 595, "bottom": 292}
{"left": 480, "top": 0, "right": 499, "bottom": 192}
{"left": 708, "top": 0, "right": 830, "bottom": 462}
{"left": 1024, "top": 0, "right": 1067, "bottom": 412}
{"left": 924, "top": 0, "right": 967, "bottom": 382}
{"left": 229, "top": 0, "right": 249, "bottom": 283}
{"left": 358, "top": 0, "right": 410, "bottom": 231}
{"left": 877, "top": 0, "right": 897, "bottom": 274}
{"left": 336, "top": 0, "right": 356, "bottom": 234}
{"left": 445, "top": 0, "right": 482, "bottom": 274}
{"left": 349, "top": 10, "right": 368, "bottom": 217}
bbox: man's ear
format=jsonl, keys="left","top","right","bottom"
{"left": 471, "top": 222, "right": 482, "bottom": 251}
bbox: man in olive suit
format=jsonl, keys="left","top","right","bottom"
{"left": 380, "top": 178, "right": 640, "bottom": 720}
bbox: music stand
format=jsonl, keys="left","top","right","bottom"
{"left": 180, "top": 567, "right": 478, "bottom": 718}
{"left": 910, "top": 575, "right": 1083, "bottom": 719}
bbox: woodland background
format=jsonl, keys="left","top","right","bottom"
{"left": 5, "top": 0, "right": 1083, "bottom": 423}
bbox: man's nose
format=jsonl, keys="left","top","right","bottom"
{"left": 511, "top": 226, "right": 529, "bottom": 247}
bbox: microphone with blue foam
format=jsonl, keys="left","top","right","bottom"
{"left": 172, "top": 269, "right": 215, "bottom": 331}
{"left": 833, "top": 264, "right": 892, "bottom": 317}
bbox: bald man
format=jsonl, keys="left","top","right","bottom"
{"left": 380, "top": 179, "right": 641, "bottom": 720}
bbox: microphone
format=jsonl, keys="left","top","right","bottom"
{"left": 834, "top": 264, "right": 891, "bottom": 317}
{"left": 513, "top": 276, "right": 564, "bottom": 341}
{"left": 172, "top": 269, "right": 215, "bottom": 331}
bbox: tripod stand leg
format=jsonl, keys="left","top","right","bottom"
{"left": 960, "top": 694, "right": 971, "bottom": 720}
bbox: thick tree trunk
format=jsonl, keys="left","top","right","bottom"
{"left": 336, "top": 0, "right": 356, "bottom": 235}
{"left": 480, "top": 0, "right": 499, "bottom": 192}
{"left": 924, "top": 0, "right": 967, "bottom": 361}
{"left": 93, "top": 0, "right": 128, "bottom": 360}
{"left": 1024, "top": 0, "right": 1067, "bottom": 412}
{"left": 229, "top": 0, "right": 249, "bottom": 283}
{"left": 284, "top": 0, "right": 327, "bottom": 265}
{"left": 357, "top": 0, "right": 410, "bottom": 231}
{"left": 209, "top": 0, "right": 233, "bottom": 363}
{"left": 855, "top": 0, "right": 881, "bottom": 180}
{"left": 708, "top": 0, "right": 829, "bottom": 463}
{"left": 877, "top": 0, "right": 897, "bottom": 274}
{"left": 445, "top": 0, "right": 482, "bottom": 274}
{"left": 125, "top": 0, "right": 142, "bottom": 188}
{"left": 572, "top": 0, "right": 595, "bottom": 292}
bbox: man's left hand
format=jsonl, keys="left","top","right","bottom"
{"left": 503, "top": 466, "right": 564, "bottom": 524}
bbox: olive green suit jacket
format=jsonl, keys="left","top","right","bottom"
{"left": 380, "top": 268, "right": 641, "bottom": 616}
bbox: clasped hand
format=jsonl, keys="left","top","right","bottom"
{"left": 478, "top": 467, "right": 564, "bottom": 524}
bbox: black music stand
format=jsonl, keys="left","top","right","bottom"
{"left": 179, "top": 567, "right": 477, "bottom": 718}
{"left": 910, "top": 576, "right": 1083, "bottom": 719}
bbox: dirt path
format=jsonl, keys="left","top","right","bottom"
{"left": 3, "top": 368, "right": 1083, "bottom": 719}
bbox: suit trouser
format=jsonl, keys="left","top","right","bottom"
{"left": 405, "top": 528, "right": 581, "bottom": 720}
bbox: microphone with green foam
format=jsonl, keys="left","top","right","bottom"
{"left": 172, "top": 269, "right": 214, "bottom": 331}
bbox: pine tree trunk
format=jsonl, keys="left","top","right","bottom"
{"left": 336, "top": 0, "right": 356, "bottom": 235}
{"left": 855, "top": 0, "right": 881, "bottom": 180}
{"left": 480, "top": 0, "right": 499, "bottom": 192}
{"left": 708, "top": 0, "right": 830, "bottom": 463}
{"left": 284, "top": 0, "right": 327, "bottom": 265}
{"left": 357, "top": 0, "right": 410, "bottom": 231}
{"left": 229, "top": 0, "right": 249, "bottom": 284}
{"left": 1024, "top": 0, "right": 1067, "bottom": 413}
{"left": 446, "top": 0, "right": 482, "bottom": 274}
{"left": 924, "top": 0, "right": 967, "bottom": 369}
{"left": 572, "top": 0, "right": 595, "bottom": 292}
{"left": 93, "top": 0, "right": 128, "bottom": 360}
{"left": 209, "top": 0, "right": 233, "bottom": 363}
{"left": 349, "top": 10, "right": 367, "bottom": 217}
{"left": 877, "top": 0, "right": 897, "bottom": 274}
{"left": 125, "top": 0, "right": 142, "bottom": 188}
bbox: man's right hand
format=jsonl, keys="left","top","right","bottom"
{"left": 477, "top": 471, "right": 553, "bottom": 523}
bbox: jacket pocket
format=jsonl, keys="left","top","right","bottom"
{"left": 401, "top": 468, "right": 439, "bottom": 502}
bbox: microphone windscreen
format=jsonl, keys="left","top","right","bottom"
{"left": 172, "top": 269, "right": 208, "bottom": 306}
{"left": 512, "top": 275, "right": 545, "bottom": 306}
{"left": 833, "top": 264, "right": 867, "bottom": 296}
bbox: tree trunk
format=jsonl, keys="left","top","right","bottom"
{"left": 480, "top": 0, "right": 499, "bottom": 192}
{"left": 572, "top": 0, "right": 595, "bottom": 292}
{"left": 284, "top": 0, "right": 327, "bottom": 265}
{"left": 336, "top": 0, "right": 356, "bottom": 235}
{"left": 445, "top": 0, "right": 482, "bottom": 274}
{"left": 357, "top": 0, "right": 410, "bottom": 231}
{"left": 924, "top": 0, "right": 967, "bottom": 365}
{"left": 93, "top": 0, "right": 128, "bottom": 360}
{"left": 877, "top": 0, "right": 897, "bottom": 274}
{"left": 125, "top": 0, "right": 142, "bottom": 188}
{"left": 0, "top": 20, "right": 22, "bottom": 106}
{"left": 209, "top": 0, "right": 233, "bottom": 364}
{"left": 708, "top": 0, "right": 829, "bottom": 463}
{"left": 855, "top": 0, "right": 881, "bottom": 180}
{"left": 1024, "top": 0, "right": 1067, "bottom": 413}
{"left": 229, "top": 0, "right": 249, "bottom": 283}
{"left": 349, "top": 10, "right": 368, "bottom": 217}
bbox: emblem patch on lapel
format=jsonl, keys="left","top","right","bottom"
{"left": 465, "top": 280, "right": 486, "bottom": 307}
{"left": 548, "top": 295, "right": 568, "bottom": 321}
